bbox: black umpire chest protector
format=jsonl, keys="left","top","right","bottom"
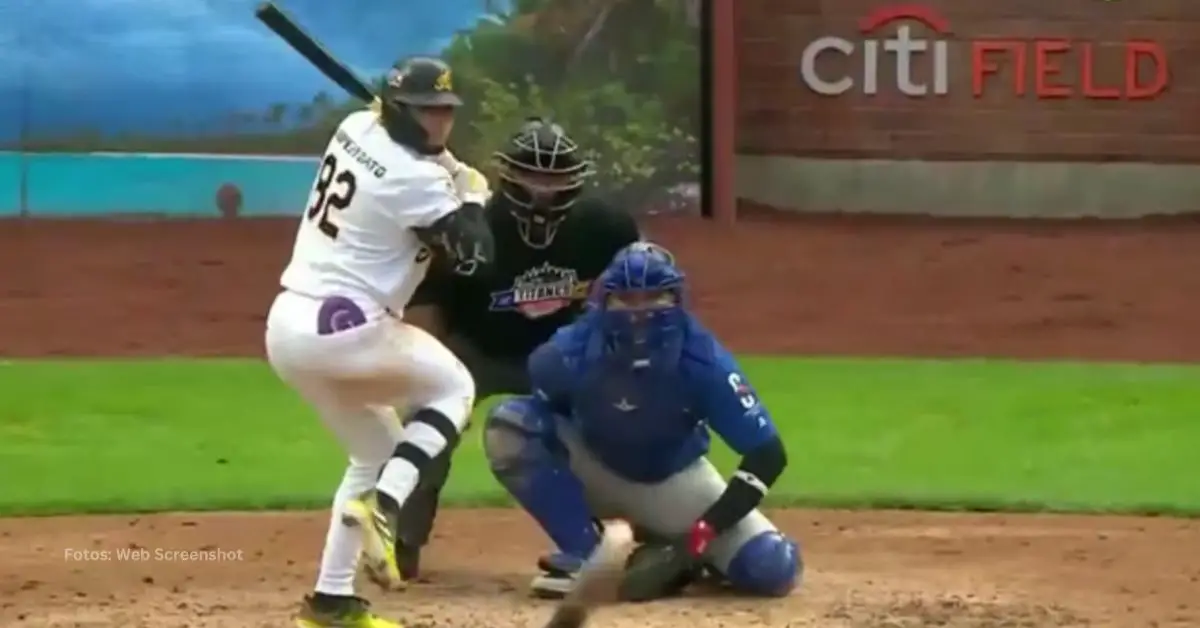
{"left": 444, "top": 198, "right": 634, "bottom": 358}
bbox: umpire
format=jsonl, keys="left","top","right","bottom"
{"left": 400, "top": 118, "right": 641, "bottom": 578}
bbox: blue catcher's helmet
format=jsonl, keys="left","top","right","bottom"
{"left": 589, "top": 241, "right": 687, "bottom": 367}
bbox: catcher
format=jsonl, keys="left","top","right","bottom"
{"left": 482, "top": 242, "right": 802, "bottom": 600}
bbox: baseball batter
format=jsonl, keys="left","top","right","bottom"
{"left": 264, "top": 57, "right": 493, "bottom": 628}
{"left": 483, "top": 242, "right": 802, "bottom": 600}
{"left": 394, "top": 119, "right": 641, "bottom": 577}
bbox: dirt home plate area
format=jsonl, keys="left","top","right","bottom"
{"left": 3, "top": 210, "right": 1200, "bottom": 627}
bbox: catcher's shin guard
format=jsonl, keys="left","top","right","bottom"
{"left": 483, "top": 397, "right": 601, "bottom": 558}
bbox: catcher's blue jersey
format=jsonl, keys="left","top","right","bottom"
{"left": 527, "top": 314, "right": 778, "bottom": 483}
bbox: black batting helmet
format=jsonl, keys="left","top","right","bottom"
{"left": 494, "top": 118, "right": 594, "bottom": 248}
{"left": 379, "top": 56, "right": 462, "bottom": 154}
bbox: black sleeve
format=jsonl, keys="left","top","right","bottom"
{"left": 412, "top": 202, "right": 495, "bottom": 276}
{"left": 698, "top": 435, "right": 787, "bottom": 534}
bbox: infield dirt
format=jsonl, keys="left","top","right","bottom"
{"left": 2, "top": 211, "right": 1199, "bottom": 627}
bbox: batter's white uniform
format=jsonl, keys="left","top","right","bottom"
{"left": 264, "top": 110, "right": 475, "bottom": 598}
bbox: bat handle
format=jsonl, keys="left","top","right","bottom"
{"left": 439, "top": 149, "right": 464, "bottom": 175}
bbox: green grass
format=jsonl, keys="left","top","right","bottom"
{"left": 0, "top": 358, "right": 1197, "bottom": 516}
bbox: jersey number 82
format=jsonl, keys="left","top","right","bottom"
{"left": 306, "top": 154, "right": 358, "bottom": 239}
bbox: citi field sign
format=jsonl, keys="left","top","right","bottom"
{"left": 799, "top": 4, "right": 1169, "bottom": 99}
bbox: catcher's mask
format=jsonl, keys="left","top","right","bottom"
{"left": 494, "top": 118, "right": 594, "bottom": 248}
{"left": 379, "top": 56, "right": 462, "bottom": 155}
{"left": 588, "top": 242, "right": 687, "bottom": 369}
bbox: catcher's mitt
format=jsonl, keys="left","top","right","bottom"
{"left": 617, "top": 541, "right": 704, "bottom": 602}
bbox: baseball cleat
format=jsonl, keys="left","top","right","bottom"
{"left": 530, "top": 552, "right": 585, "bottom": 599}
{"left": 342, "top": 492, "right": 405, "bottom": 591}
{"left": 295, "top": 594, "right": 403, "bottom": 628}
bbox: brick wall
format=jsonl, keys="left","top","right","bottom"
{"left": 732, "top": 0, "right": 1200, "bottom": 217}
{"left": 737, "top": 0, "right": 1200, "bottom": 162}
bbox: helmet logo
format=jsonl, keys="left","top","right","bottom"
{"left": 434, "top": 69, "right": 453, "bottom": 92}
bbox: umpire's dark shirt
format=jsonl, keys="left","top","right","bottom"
{"left": 410, "top": 196, "right": 640, "bottom": 361}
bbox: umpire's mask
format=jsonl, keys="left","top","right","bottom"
{"left": 494, "top": 118, "right": 593, "bottom": 248}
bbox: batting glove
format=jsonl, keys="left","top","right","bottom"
{"left": 435, "top": 150, "right": 491, "bottom": 206}
{"left": 452, "top": 165, "right": 491, "bottom": 206}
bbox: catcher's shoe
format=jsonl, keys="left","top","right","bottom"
{"left": 342, "top": 492, "right": 405, "bottom": 591}
{"left": 295, "top": 594, "right": 403, "bottom": 628}
{"left": 530, "top": 552, "right": 585, "bottom": 599}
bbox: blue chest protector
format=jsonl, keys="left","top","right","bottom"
{"left": 559, "top": 321, "right": 717, "bottom": 483}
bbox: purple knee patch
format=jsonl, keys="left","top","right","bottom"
{"left": 316, "top": 296, "right": 367, "bottom": 335}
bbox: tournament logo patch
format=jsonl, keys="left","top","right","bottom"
{"left": 489, "top": 263, "right": 589, "bottom": 319}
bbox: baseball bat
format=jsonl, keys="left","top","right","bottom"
{"left": 254, "top": 1, "right": 375, "bottom": 103}
{"left": 540, "top": 520, "right": 636, "bottom": 628}
{"left": 253, "top": 1, "right": 466, "bottom": 172}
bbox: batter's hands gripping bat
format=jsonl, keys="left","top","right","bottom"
{"left": 541, "top": 520, "right": 636, "bottom": 628}
{"left": 253, "top": 1, "right": 467, "bottom": 173}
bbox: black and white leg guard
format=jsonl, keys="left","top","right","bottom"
{"left": 376, "top": 407, "right": 463, "bottom": 512}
